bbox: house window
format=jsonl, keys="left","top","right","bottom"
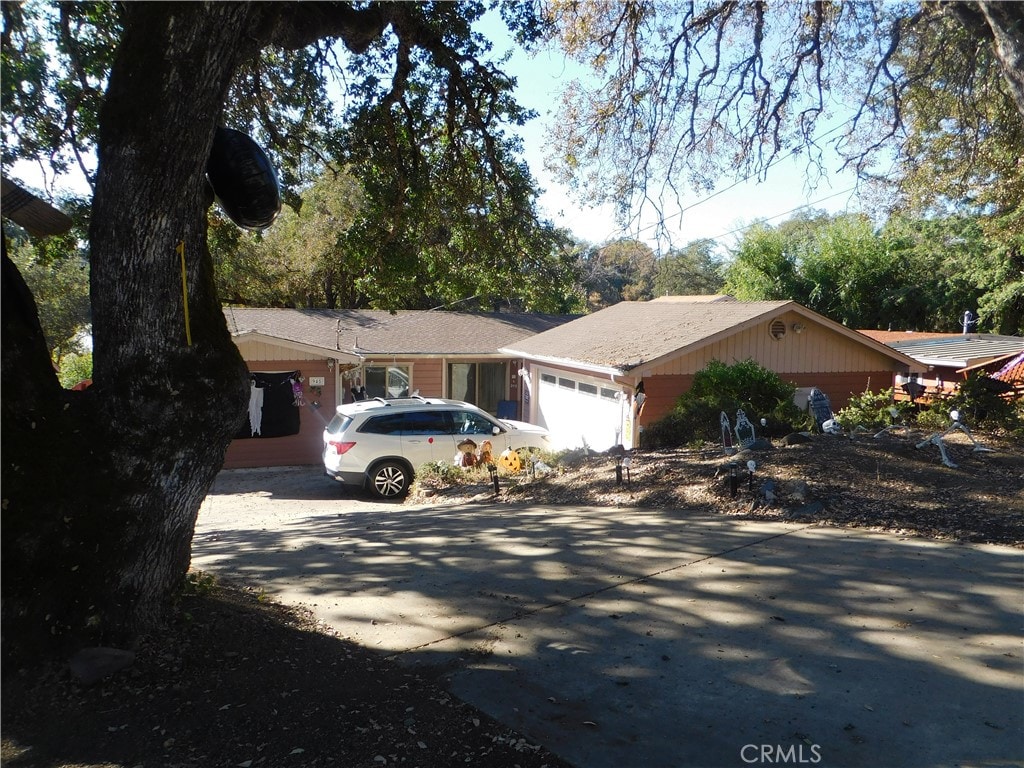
{"left": 558, "top": 377, "right": 575, "bottom": 390}
{"left": 448, "top": 362, "right": 508, "bottom": 414}
{"left": 579, "top": 383, "right": 598, "bottom": 396}
{"left": 364, "top": 365, "right": 410, "bottom": 399}
{"left": 540, "top": 373, "right": 556, "bottom": 385}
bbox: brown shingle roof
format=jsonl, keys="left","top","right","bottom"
{"left": 501, "top": 299, "right": 796, "bottom": 371}
{"left": 224, "top": 307, "right": 574, "bottom": 356}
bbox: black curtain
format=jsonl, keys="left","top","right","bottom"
{"left": 235, "top": 370, "right": 301, "bottom": 439}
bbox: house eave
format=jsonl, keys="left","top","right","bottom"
{"left": 231, "top": 331, "right": 363, "bottom": 364}
{"left": 499, "top": 348, "right": 627, "bottom": 378}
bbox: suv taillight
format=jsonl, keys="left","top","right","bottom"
{"left": 328, "top": 440, "right": 356, "bottom": 455}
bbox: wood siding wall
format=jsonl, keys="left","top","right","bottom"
{"left": 234, "top": 338, "right": 325, "bottom": 361}
{"left": 649, "top": 312, "right": 898, "bottom": 376}
{"left": 630, "top": 313, "right": 905, "bottom": 427}
{"left": 224, "top": 358, "right": 336, "bottom": 469}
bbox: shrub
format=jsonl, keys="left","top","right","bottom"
{"left": 836, "top": 387, "right": 909, "bottom": 430}
{"left": 646, "top": 359, "right": 802, "bottom": 447}
{"left": 642, "top": 404, "right": 719, "bottom": 449}
{"left": 915, "top": 407, "right": 953, "bottom": 432}
{"left": 414, "top": 460, "right": 466, "bottom": 491}
{"left": 914, "top": 371, "right": 1021, "bottom": 433}
{"left": 945, "top": 370, "right": 1019, "bottom": 426}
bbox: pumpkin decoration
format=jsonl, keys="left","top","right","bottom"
{"left": 497, "top": 448, "right": 521, "bottom": 474}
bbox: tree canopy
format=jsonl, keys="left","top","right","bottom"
{"left": 3, "top": 1, "right": 1023, "bottom": 663}
{"left": 543, "top": 1, "right": 1024, "bottom": 233}
{"left": 724, "top": 210, "right": 1023, "bottom": 334}
{"left": 3, "top": 1, "right": 578, "bottom": 313}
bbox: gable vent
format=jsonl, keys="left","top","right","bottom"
{"left": 769, "top": 319, "right": 787, "bottom": 340}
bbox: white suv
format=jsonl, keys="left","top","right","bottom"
{"left": 323, "top": 397, "right": 551, "bottom": 499}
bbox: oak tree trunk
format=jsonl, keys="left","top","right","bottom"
{"left": 2, "top": 4, "right": 269, "bottom": 661}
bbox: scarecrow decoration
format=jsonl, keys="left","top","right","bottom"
{"left": 455, "top": 438, "right": 478, "bottom": 468}
{"left": 478, "top": 440, "right": 493, "bottom": 465}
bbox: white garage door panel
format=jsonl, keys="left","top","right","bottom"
{"left": 537, "top": 372, "right": 623, "bottom": 451}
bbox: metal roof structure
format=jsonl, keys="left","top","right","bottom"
{"left": 859, "top": 332, "right": 1024, "bottom": 369}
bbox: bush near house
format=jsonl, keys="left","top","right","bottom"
{"left": 644, "top": 359, "right": 804, "bottom": 447}
{"left": 834, "top": 387, "right": 912, "bottom": 431}
{"left": 914, "top": 371, "right": 1023, "bottom": 435}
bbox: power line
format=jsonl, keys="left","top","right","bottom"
{"left": 707, "top": 185, "right": 859, "bottom": 243}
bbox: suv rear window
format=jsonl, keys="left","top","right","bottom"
{"left": 325, "top": 414, "right": 352, "bottom": 435}
{"left": 398, "top": 410, "right": 452, "bottom": 435}
{"left": 360, "top": 413, "right": 408, "bottom": 435}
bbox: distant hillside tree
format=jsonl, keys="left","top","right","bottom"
{"left": 653, "top": 239, "right": 724, "bottom": 297}
{"left": 579, "top": 238, "right": 656, "bottom": 310}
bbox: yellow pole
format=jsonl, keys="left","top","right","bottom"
{"left": 177, "top": 240, "right": 192, "bottom": 346}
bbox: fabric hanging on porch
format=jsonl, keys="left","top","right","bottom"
{"left": 234, "top": 371, "right": 301, "bottom": 439}
{"left": 248, "top": 381, "right": 264, "bottom": 435}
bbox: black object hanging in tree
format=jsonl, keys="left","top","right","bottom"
{"left": 206, "top": 127, "right": 281, "bottom": 230}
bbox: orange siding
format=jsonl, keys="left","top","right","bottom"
{"left": 635, "top": 314, "right": 902, "bottom": 425}
{"left": 640, "top": 375, "right": 693, "bottom": 427}
{"left": 410, "top": 358, "right": 443, "bottom": 396}
{"left": 224, "top": 358, "right": 336, "bottom": 469}
{"left": 784, "top": 370, "right": 894, "bottom": 410}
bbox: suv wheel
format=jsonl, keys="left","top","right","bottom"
{"left": 368, "top": 461, "right": 411, "bottom": 499}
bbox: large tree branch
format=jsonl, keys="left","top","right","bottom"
{"left": 977, "top": 1, "right": 1024, "bottom": 120}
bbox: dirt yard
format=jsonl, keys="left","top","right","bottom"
{"left": 414, "top": 429, "right": 1024, "bottom": 547}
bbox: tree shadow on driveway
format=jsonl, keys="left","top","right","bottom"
{"left": 194, "top": 482, "right": 1024, "bottom": 768}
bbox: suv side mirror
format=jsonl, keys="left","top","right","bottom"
{"left": 492, "top": 426, "right": 500, "bottom": 435}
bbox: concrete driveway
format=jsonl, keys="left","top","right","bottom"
{"left": 194, "top": 468, "right": 1024, "bottom": 768}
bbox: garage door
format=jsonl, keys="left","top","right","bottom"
{"left": 536, "top": 371, "right": 625, "bottom": 451}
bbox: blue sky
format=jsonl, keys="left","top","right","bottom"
{"left": 479, "top": 14, "right": 865, "bottom": 255}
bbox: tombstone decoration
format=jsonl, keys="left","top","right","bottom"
{"left": 807, "top": 388, "right": 835, "bottom": 432}
{"left": 734, "top": 409, "right": 756, "bottom": 449}
{"left": 206, "top": 127, "right": 282, "bottom": 230}
{"left": 720, "top": 411, "right": 735, "bottom": 454}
